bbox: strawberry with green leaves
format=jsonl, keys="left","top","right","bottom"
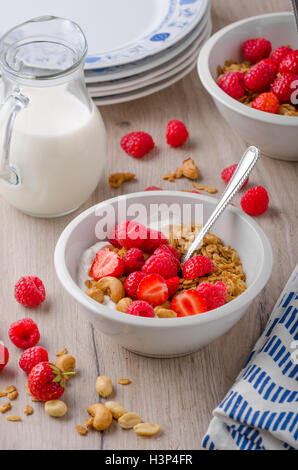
{"left": 28, "top": 362, "right": 76, "bottom": 401}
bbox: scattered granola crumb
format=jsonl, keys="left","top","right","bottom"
{"left": 24, "top": 405, "right": 34, "bottom": 416}
{"left": 2, "top": 386, "right": 16, "bottom": 395}
{"left": 109, "top": 172, "right": 135, "bottom": 188}
{"left": 56, "top": 348, "right": 68, "bottom": 357}
{"left": 31, "top": 397, "right": 42, "bottom": 403}
{"left": 0, "top": 402, "right": 12, "bottom": 413}
{"left": 192, "top": 183, "right": 218, "bottom": 194}
{"left": 6, "top": 415, "right": 22, "bottom": 422}
{"left": 182, "top": 157, "right": 200, "bottom": 180}
{"left": 7, "top": 390, "right": 19, "bottom": 400}
{"left": 76, "top": 425, "right": 88, "bottom": 436}
{"left": 117, "top": 378, "right": 131, "bottom": 385}
{"left": 85, "top": 417, "right": 94, "bottom": 428}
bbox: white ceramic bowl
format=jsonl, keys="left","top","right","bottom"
{"left": 198, "top": 12, "right": 298, "bottom": 161}
{"left": 54, "top": 191, "right": 273, "bottom": 358}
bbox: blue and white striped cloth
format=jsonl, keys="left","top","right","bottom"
{"left": 202, "top": 265, "right": 298, "bottom": 450}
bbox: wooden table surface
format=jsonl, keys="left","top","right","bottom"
{"left": 0, "top": 0, "right": 296, "bottom": 450}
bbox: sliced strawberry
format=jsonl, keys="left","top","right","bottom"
{"left": 90, "top": 248, "right": 125, "bottom": 280}
{"left": 166, "top": 276, "right": 180, "bottom": 297}
{"left": 141, "top": 228, "right": 167, "bottom": 253}
{"left": 137, "top": 274, "right": 168, "bottom": 306}
{"left": 171, "top": 289, "right": 207, "bottom": 317}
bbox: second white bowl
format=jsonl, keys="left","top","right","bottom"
{"left": 198, "top": 12, "right": 298, "bottom": 161}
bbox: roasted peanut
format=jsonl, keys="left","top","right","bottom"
{"left": 155, "top": 308, "right": 177, "bottom": 318}
{"left": 118, "top": 412, "right": 142, "bottom": 429}
{"left": 134, "top": 423, "right": 161, "bottom": 436}
{"left": 45, "top": 400, "right": 68, "bottom": 417}
{"left": 105, "top": 401, "right": 127, "bottom": 419}
{"left": 56, "top": 348, "right": 68, "bottom": 357}
{"left": 97, "top": 277, "right": 125, "bottom": 303}
{"left": 87, "top": 404, "right": 113, "bottom": 431}
{"left": 96, "top": 376, "right": 113, "bottom": 398}
{"left": 85, "top": 417, "right": 94, "bottom": 428}
{"left": 55, "top": 354, "right": 76, "bottom": 372}
{"left": 116, "top": 297, "right": 133, "bottom": 313}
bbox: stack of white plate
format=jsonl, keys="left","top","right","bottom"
{"left": 0, "top": 0, "right": 211, "bottom": 105}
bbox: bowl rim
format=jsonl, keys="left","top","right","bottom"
{"left": 198, "top": 11, "right": 298, "bottom": 127}
{"left": 54, "top": 191, "right": 273, "bottom": 328}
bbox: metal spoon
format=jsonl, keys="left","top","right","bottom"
{"left": 182, "top": 146, "right": 260, "bottom": 264}
{"left": 290, "top": 0, "right": 298, "bottom": 31}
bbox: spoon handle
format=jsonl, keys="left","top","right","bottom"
{"left": 182, "top": 146, "right": 260, "bottom": 264}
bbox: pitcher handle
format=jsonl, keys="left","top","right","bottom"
{"left": 0, "top": 91, "right": 29, "bottom": 185}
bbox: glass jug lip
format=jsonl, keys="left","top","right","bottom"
{"left": 0, "top": 15, "right": 88, "bottom": 83}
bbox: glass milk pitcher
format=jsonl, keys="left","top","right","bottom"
{"left": 0, "top": 16, "right": 106, "bottom": 217}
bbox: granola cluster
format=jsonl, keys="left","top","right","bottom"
{"left": 168, "top": 224, "right": 246, "bottom": 302}
{"left": 217, "top": 60, "right": 298, "bottom": 116}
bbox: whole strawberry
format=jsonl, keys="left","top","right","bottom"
{"left": 218, "top": 71, "right": 245, "bottom": 99}
{"left": 28, "top": 362, "right": 75, "bottom": 401}
{"left": 270, "top": 72, "right": 298, "bottom": 103}
{"left": 15, "top": 276, "right": 46, "bottom": 308}
{"left": 244, "top": 59, "right": 276, "bottom": 92}
{"left": 279, "top": 50, "right": 298, "bottom": 74}
{"left": 241, "top": 186, "right": 269, "bottom": 216}
{"left": 252, "top": 92, "right": 280, "bottom": 114}
{"left": 242, "top": 38, "right": 271, "bottom": 64}
{"left": 166, "top": 120, "right": 189, "bottom": 147}
{"left": 271, "top": 46, "right": 292, "bottom": 66}
{"left": 0, "top": 344, "right": 9, "bottom": 371}
{"left": 121, "top": 131, "right": 154, "bottom": 158}
{"left": 19, "top": 346, "right": 49, "bottom": 374}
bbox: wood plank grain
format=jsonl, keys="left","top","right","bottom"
{"left": 0, "top": 0, "right": 295, "bottom": 450}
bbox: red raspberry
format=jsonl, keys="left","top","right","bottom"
{"left": 241, "top": 186, "right": 269, "bottom": 216}
{"left": 221, "top": 164, "right": 248, "bottom": 188}
{"left": 124, "top": 248, "right": 145, "bottom": 273}
{"left": 145, "top": 186, "right": 163, "bottom": 191}
{"left": 154, "top": 244, "right": 180, "bottom": 262}
{"left": 166, "top": 120, "right": 189, "bottom": 147}
{"left": 171, "top": 289, "right": 207, "bottom": 317}
{"left": 271, "top": 72, "right": 298, "bottom": 103}
{"left": 0, "top": 344, "right": 9, "bottom": 371}
{"left": 261, "top": 58, "right": 278, "bottom": 74}
{"left": 142, "top": 253, "right": 178, "bottom": 279}
{"left": 252, "top": 92, "right": 280, "bottom": 114}
{"left": 242, "top": 38, "right": 271, "bottom": 64}
{"left": 19, "top": 346, "right": 49, "bottom": 374}
{"left": 166, "top": 276, "right": 180, "bottom": 297}
{"left": 124, "top": 271, "right": 147, "bottom": 299}
{"left": 120, "top": 131, "right": 154, "bottom": 158}
{"left": 137, "top": 274, "right": 168, "bottom": 306}
{"left": 9, "top": 318, "right": 40, "bottom": 349}
{"left": 141, "top": 228, "right": 167, "bottom": 253}
{"left": 197, "top": 282, "right": 227, "bottom": 311}
{"left": 14, "top": 276, "right": 46, "bottom": 308}
{"left": 183, "top": 255, "right": 215, "bottom": 280}
{"left": 28, "top": 362, "right": 74, "bottom": 401}
{"left": 279, "top": 50, "right": 298, "bottom": 74}
{"left": 244, "top": 59, "right": 276, "bottom": 92}
{"left": 271, "top": 46, "right": 292, "bottom": 66}
{"left": 90, "top": 248, "right": 125, "bottom": 280}
{"left": 218, "top": 71, "right": 245, "bottom": 99}
{"left": 112, "top": 221, "right": 147, "bottom": 250}
{"left": 126, "top": 300, "right": 154, "bottom": 318}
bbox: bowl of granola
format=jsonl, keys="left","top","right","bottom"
{"left": 54, "top": 191, "right": 272, "bottom": 357}
{"left": 198, "top": 12, "right": 298, "bottom": 161}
